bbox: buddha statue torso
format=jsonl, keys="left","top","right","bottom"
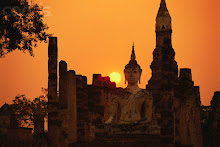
{"left": 104, "top": 43, "right": 155, "bottom": 125}
{"left": 110, "top": 88, "right": 153, "bottom": 124}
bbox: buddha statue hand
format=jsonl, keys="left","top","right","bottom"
{"left": 135, "top": 118, "right": 149, "bottom": 125}
{"left": 105, "top": 116, "right": 114, "bottom": 124}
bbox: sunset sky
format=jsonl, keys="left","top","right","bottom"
{"left": 0, "top": 0, "right": 219, "bottom": 106}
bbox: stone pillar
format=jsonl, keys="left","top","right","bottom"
{"left": 66, "top": 70, "right": 77, "bottom": 144}
{"left": 211, "top": 92, "right": 220, "bottom": 147}
{"left": 76, "top": 75, "right": 83, "bottom": 143}
{"left": 81, "top": 76, "right": 90, "bottom": 142}
{"left": 48, "top": 37, "right": 60, "bottom": 146}
{"left": 58, "top": 60, "right": 68, "bottom": 145}
{"left": 59, "top": 60, "right": 68, "bottom": 109}
{"left": 76, "top": 75, "right": 89, "bottom": 142}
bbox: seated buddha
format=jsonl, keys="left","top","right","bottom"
{"left": 105, "top": 45, "right": 153, "bottom": 125}
{"left": 93, "top": 46, "right": 160, "bottom": 145}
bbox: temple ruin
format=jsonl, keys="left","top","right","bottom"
{"left": 44, "top": 1, "right": 204, "bottom": 146}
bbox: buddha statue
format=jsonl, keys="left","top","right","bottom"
{"left": 93, "top": 44, "right": 160, "bottom": 145}
{"left": 105, "top": 44, "right": 154, "bottom": 126}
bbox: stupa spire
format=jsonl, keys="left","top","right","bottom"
{"left": 157, "top": 0, "right": 170, "bottom": 18}
{"left": 155, "top": 0, "right": 172, "bottom": 44}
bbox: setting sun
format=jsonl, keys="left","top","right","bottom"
{"left": 109, "top": 72, "right": 121, "bottom": 84}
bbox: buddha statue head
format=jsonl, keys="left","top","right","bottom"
{"left": 124, "top": 43, "right": 142, "bottom": 86}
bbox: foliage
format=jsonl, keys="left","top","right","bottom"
{"left": 11, "top": 88, "right": 48, "bottom": 127}
{"left": 0, "top": 0, "right": 51, "bottom": 57}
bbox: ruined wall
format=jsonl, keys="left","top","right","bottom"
{"left": 175, "top": 68, "right": 203, "bottom": 147}
{"left": 48, "top": 38, "right": 77, "bottom": 146}
{"left": 59, "top": 60, "right": 92, "bottom": 144}
{"left": 88, "top": 74, "right": 116, "bottom": 124}
{"left": 58, "top": 61, "right": 77, "bottom": 145}
{"left": 87, "top": 74, "right": 116, "bottom": 141}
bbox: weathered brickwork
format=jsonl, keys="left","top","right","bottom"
{"left": 76, "top": 75, "right": 89, "bottom": 143}
{"left": 148, "top": 0, "right": 178, "bottom": 144}
{"left": 58, "top": 61, "right": 77, "bottom": 145}
{"left": 148, "top": 1, "right": 203, "bottom": 146}
{"left": 175, "top": 69, "right": 203, "bottom": 147}
{"left": 47, "top": 37, "right": 65, "bottom": 146}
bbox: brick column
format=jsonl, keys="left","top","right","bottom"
{"left": 67, "top": 70, "right": 77, "bottom": 144}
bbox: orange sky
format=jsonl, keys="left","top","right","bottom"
{"left": 0, "top": 0, "right": 219, "bottom": 106}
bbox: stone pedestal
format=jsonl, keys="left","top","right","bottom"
{"left": 94, "top": 133, "right": 161, "bottom": 147}
{"left": 92, "top": 124, "right": 161, "bottom": 146}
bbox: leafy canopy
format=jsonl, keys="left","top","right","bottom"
{"left": 11, "top": 88, "right": 48, "bottom": 127}
{"left": 0, "top": 0, "right": 50, "bottom": 57}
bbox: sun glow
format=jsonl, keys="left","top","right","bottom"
{"left": 109, "top": 72, "right": 121, "bottom": 84}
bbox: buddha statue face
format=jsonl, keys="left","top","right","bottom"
{"left": 124, "top": 43, "right": 142, "bottom": 86}
{"left": 124, "top": 66, "right": 142, "bottom": 85}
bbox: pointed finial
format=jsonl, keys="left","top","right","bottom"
{"left": 157, "top": 0, "right": 170, "bottom": 18}
{"left": 161, "top": 0, "right": 166, "bottom": 5}
{"left": 160, "top": 0, "right": 168, "bottom": 11}
{"left": 125, "top": 42, "right": 141, "bottom": 70}
{"left": 131, "top": 42, "right": 136, "bottom": 60}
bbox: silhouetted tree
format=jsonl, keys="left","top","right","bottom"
{"left": 11, "top": 88, "right": 48, "bottom": 127}
{"left": 0, "top": 0, "right": 50, "bottom": 57}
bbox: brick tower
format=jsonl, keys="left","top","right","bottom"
{"left": 148, "top": 0, "right": 178, "bottom": 144}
